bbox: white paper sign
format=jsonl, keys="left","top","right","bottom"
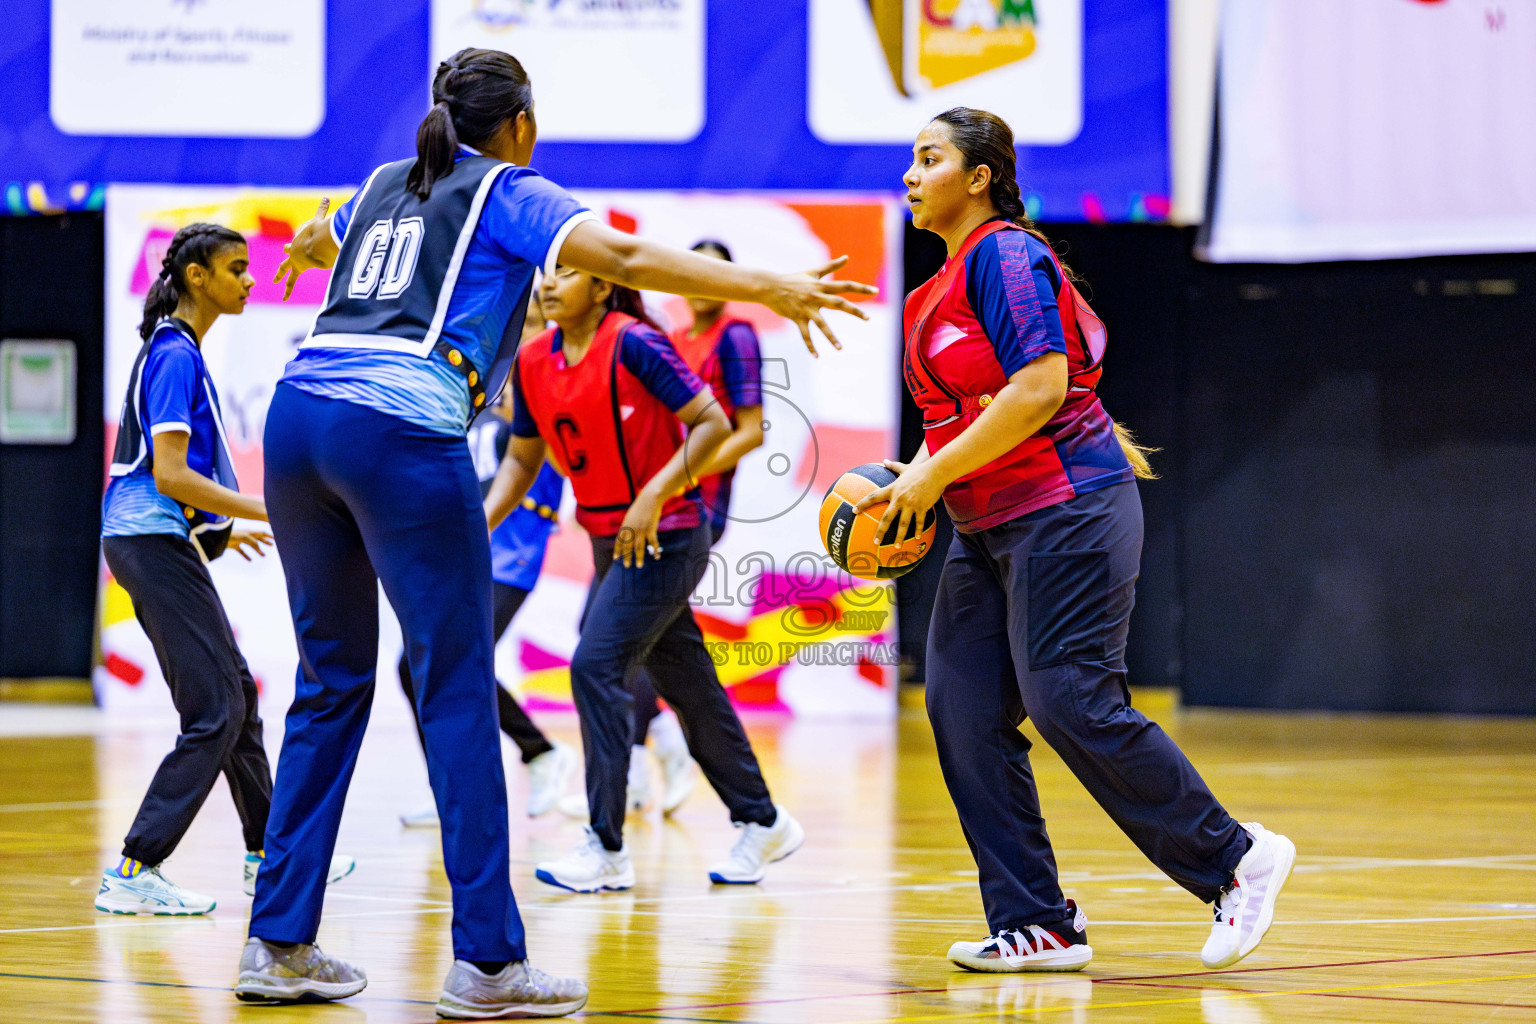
{"left": 51, "top": 0, "right": 325, "bottom": 138}
{"left": 430, "top": 0, "right": 705, "bottom": 143}
{"left": 808, "top": 0, "right": 1082, "bottom": 145}
{"left": 1205, "top": 0, "right": 1536, "bottom": 262}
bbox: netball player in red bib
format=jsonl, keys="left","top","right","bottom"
{"left": 625, "top": 239, "right": 766, "bottom": 814}
{"left": 486, "top": 266, "right": 802, "bottom": 893}
{"left": 858, "top": 108, "right": 1295, "bottom": 973}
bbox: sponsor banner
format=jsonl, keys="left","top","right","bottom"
{"left": 1205, "top": 0, "right": 1536, "bottom": 262}
{"left": 809, "top": 0, "right": 1082, "bottom": 145}
{"left": 51, "top": 0, "right": 325, "bottom": 138}
{"left": 99, "top": 185, "right": 903, "bottom": 723}
{"left": 430, "top": 0, "right": 705, "bottom": 142}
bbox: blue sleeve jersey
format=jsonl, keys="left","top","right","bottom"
{"left": 507, "top": 324, "right": 704, "bottom": 439}
{"left": 619, "top": 323, "right": 706, "bottom": 413}
{"left": 102, "top": 328, "right": 227, "bottom": 538}
{"left": 964, "top": 230, "right": 1067, "bottom": 378}
{"left": 282, "top": 152, "right": 595, "bottom": 435}
{"left": 716, "top": 322, "right": 763, "bottom": 410}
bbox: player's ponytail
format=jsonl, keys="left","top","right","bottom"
{"left": 138, "top": 222, "right": 246, "bottom": 340}
{"left": 933, "top": 108, "right": 1154, "bottom": 477}
{"left": 604, "top": 283, "right": 666, "bottom": 334}
{"left": 409, "top": 48, "right": 534, "bottom": 200}
{"left": 931, "top": 107, "right": 1071, "bottom": 276}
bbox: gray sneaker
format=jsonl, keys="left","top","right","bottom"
{"left": 233, "top": 937, "right": 367, "bottom": 1003}
{"left": 436, "top": 959, "right": 588, "bottom": 1019}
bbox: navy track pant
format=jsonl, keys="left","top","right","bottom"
{"left": 575, "top": 523, "right": 774, "bottom": 851}
{"left": 251, "top": 385, "right": 525, "bottom": 962}
{"left": 398, "top": 582, "right": 554, "bottom": 764}
{"left": 925, "top": 482, "right": 1248, "bottom": 933}
{"left": 103, "top": 533, "right": 271, "bottom": 864}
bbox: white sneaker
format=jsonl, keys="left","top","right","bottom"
{"left": 436, "top": 959, "right": 588, "bottom": 1019}
{"left": 708, "top": 804, "right": 804, "bottom": 884}
{"left": 242, "top": 852, "right": 358, "bottom": 897}
{"left": 96, "top": 864, "right": 215, "bottom": 915}
{"left": 534, "top": 827, "right": 636, "bottom": 893}
{"left": 234, "top": 937, "right": 367, "bottom": 1003}
{"left": 947, "top": 900, "right": 1093, "bottom": 973}
{"left": 627, "top": 745, "right": 654, "bottom": 812}
{"left": 400, "top": 802, "right": 441, "bottom": 829}
{"left": 649, "top": 711, "right": 697, "bottom": 815}
{"left": 1200, "top": 822, "right": 1296, "bottom": 969}
{"left": 526, "top": 741, "right": 577, "bottom": 818}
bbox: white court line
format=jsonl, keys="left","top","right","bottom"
{"left": 4, "top": 902, "right": 1535, "bottom": 937}
{"left": 0, "top": 799, "right": 126, "bottom": 814}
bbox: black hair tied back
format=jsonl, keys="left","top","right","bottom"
{"left": 409, "top": 48, "right": 535, "bottom": 200}
{"left": 138, "top": 222, "right": 245, "bottom": 340}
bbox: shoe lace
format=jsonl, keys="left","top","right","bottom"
{"left": 989, "top": 925, "right": 1060, "bottom": 958}
{"left": 1214, "top": 877, "right": 1247, "bottom": 923}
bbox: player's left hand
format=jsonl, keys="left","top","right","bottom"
{"left": 228, "top": 528, "right": 275, "bottom": 561}
{"left": 854, "top": 459, "right": 943, "bottom": 551}
{"left": 615, "top": 493, "right": 664, "bottom": 569}
{"left": 764, "top": 256, "right": 878, "bottom": 358}
{"left": 273, "top": 197, "right": 331, "bottom": 301}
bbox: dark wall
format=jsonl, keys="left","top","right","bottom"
{"left": 897, "top": 220, "right": 1536, "bottom": 714}
{"left": 0, "top": 213, "right": 105, "bottom": 679}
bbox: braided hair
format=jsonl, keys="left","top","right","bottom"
{"left": 929, "top": 107, "right": 1060, "bottom": 260}
{"left": 929, "top": 107, "right": 1156, "bottom": 479}
{"left": 409, "top": 48, "right": 534, "bottom": 200}
{"left": 138, "top": 223, "right": 246, "bottom": 340}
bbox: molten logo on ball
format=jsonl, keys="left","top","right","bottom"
{"left": 819, "top": 463, "right": 937, "bottom": 580}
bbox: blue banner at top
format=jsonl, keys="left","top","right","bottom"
{"left": 2, "top": 0, "right": 1167, "bottom": 221}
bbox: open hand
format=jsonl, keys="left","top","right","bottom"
{"left": 228, "top": 528, "right": 275, "bottom": 561}
{"left": 853, "top": 458, "right": 943, "bottom": 549}
{"left": 763, "top": 256, "right": 879, "bottom": 357}
{"left": 272, "top": 197, "right": 331, "bottom": 302}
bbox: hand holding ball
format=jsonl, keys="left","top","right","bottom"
{"left": 819, "top": 463, "right": 937, "bottom": 580}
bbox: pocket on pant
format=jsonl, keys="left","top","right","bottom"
{"left": 1026, "top": 549, "right": 1110, "bottom": 669}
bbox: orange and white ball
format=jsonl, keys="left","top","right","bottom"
{"left": 818, "top": 463, "right": 937, "bottom": 580}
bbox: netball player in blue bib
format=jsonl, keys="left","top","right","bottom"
{"left": 234, "top": 48, "right": 872, "bottom": 1016}
{"left": 861, "top": 108, "right": 1294, "bottom": 974}
{"left": 97, "top": 224, "right": 352, "bottom": 915}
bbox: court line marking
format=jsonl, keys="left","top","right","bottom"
{"left": 836, "top": 972, "right": 1536, "bottom": 1023}
{"left": 1098, "top": 976, "right": 1536, "bottom": 1012}
{"left": 594, "top": 948, "right": 1536, "bottom": 1017}
{"left": 0, "top": 799, "right": 126, "bottom": 814}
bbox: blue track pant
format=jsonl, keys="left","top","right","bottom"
{"left": 250, "top": 385, "right": 525, "bottom": 962}
{"left": 925, "top": 482, "right": 1249, "bottom": 933}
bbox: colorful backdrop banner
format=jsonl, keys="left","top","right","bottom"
{"left": 98, "top": 184, "right": 905, "bottom": 724}
{"left": 4, "top": 0, "right": 1168, "bottom": 221}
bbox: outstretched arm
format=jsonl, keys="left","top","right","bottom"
{"left": 273, "top": 198, "right": 341, "bottom": 301}
{"left": 558, "top": 221, "right": 878, "bottom": 357}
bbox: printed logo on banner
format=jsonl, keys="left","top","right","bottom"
{"left": 50, "top": 0, "right": 326, "bottom": 138}
{"left": 809, "top": 0, "right": 1080, "bottom": 145}
{"left": 470, "top": 0, "right": 685, "bottom": 29}
{"left": 432, "top": 0, "right": 703, "bottom": 142}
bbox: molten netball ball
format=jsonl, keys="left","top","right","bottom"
{"left": 819, "top": 463, "right": 937, "bottom": 580}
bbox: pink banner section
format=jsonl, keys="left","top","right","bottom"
{"left": 130, "top": 227, "right": 333, "bottom": 305}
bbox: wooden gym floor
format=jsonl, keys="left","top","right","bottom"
{"left": 2, "top": 695, "right": 1535, "bottom": 1023}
